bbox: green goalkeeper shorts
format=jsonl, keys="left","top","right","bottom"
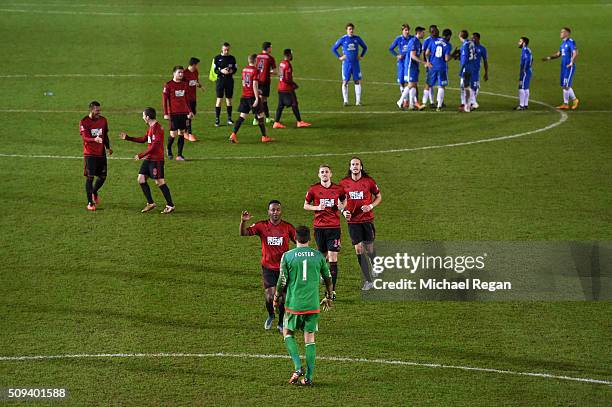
{"left": 284, "top": 312, "right": 319, "bottom": 332}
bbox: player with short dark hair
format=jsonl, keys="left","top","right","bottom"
{"left": 213, "top": 43, "right": 237, "bottom": 127}
{"left": 80, "top": 101, "right": 112, "bottom": 211}
{"left": 274, "top": 225, "right": 333, "bottom": 386}
{"left": 542, "top": 27, "right": 579, "bottom": 110}
{"left": 397, "top": 26, "right": 428, "bottom": 110}
{"left": 240, "top": 201, "right": 296, "bottom": 332}
{"left": 339, "top": 157, "right": 381, "bottom": 291}
{"left": 120, "top": 107, "right": 175, "bottom": 214}
{"left": 304, "top": 165, "right": 346, "bottom": 299}
{"left": 272, "top": 49, "right": 311, "bottom": 129}
{"left": 182, "top": 57, "right": 202, "bottom": 142}
{"left": 458, "top": 30, "right": 479, "bottom": 112}
{"left": 389, "top": 24, "right": 412, "bottom": 95}
{"left": 425, "top": 28, "right": 452, "bottom": 111}
{"left": 229, "top": 54, "right": 271, "bottom": 143}
{"left": 255, "top": 42, "right": 277, "bottom": 125}
{"left": 466, "top": 32, "right": 489, "bottom": 110}
{"left": 332, "top": 23, "right": 368, "bottom": 106}
{"left": 516, "top": 37, "right": 533, "bottom": 110}
{"left": 421, "top": 25, "right": 439, "bottom": 108}
{"left": 162, "top": 65, "right": 194, "bottom": 160}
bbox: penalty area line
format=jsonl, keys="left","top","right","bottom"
{"left": 0, "top": 352, "right": 610, "bottom": 386}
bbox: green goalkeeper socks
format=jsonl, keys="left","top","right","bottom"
{"left": 284, "top": 335, "right": 301, "bottom": 371}
{"left": 305, "top": 342, "right": 316, "bottom": 380}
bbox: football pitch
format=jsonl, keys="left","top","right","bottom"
{"left": 1, "top": 0, "right": 611, "bottom": 405}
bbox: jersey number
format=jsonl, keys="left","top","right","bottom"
{"left": 302, "top": 259, "right": 308, "bottom": 281}
{"left": 435, "top": 46, "right": 443, "bottom": 58}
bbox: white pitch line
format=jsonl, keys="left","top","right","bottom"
{"left": 0, "top": 352, "right": 609, "bottom": 386}
{"left": 0, "top": 6, "right": 368, "bottom": 17}
{"left": 0, "top": 76, "right": 568, "bottom": 160}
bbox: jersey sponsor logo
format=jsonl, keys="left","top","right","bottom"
{"left": 189, "top": 80, "right": 198, "bottom": 86}
{"left": 267, "top": 236, "right": 284, "bottom": 246}
{"left": 319, "top": 198, "right": 336, "bottom": 207}
{"left": 349, "top": 191, "right": 364, "bottom": 200}
{"left": 174, "top": 90, "right": 185, "bottom": 97}
{"left": 147, "top": 135, "right": 153, "bottom": 143}
{"left": 90, "top": 128, "right": 103, "bottom": 137}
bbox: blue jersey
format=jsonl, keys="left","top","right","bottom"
{"left": 560, "top": 38, "right": 577, "bottom": 67}
{"left": 404, "top": 37, "right": 422, "bottom": 70}
{"left": 520, "top": 46, "right": 533, "bottom": 74}
{"left": 428, "top": 38, "right": 451, "bottom": 71}
{"left": 422, "top": 35, "right": 436, "bottom": 60}
{"left": 389, "top": 35, "right": 412, "bottom": 58}
{"left": 460, "top": 40, "right": 479, "bottom": 74}
{"left": 332, "top": 34, "right": 367, "bottom": 62}
{"left": 473, "top": 44, "right": 487, "bottom": 76}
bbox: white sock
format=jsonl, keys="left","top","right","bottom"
{"left": 399, "top": 85, "right": 404, "bottom": 95}
{"left": 408, "top": 87, "right": 417, "bottom": 108}
{"left": 429, "top": 88, "right": 434, "bottom": 104}
{"left": 460, "top": 88, "right": 466, "bottom": 105}
{"left": 342, "top": 84, "right": 349, "bottom": 103}
{"left": 518, "top": 89, "right": 525, "bottom": 106}
{"left": 568, "top": 88, "right": 576, "bottom": 100}
{"left": 437, "top": 88, "right": 445, "bottom": 108}
{"left": 399, "top": 86, "right": 410, "bottom": 106}
{"left": 524, "top": 89, "right": 530, "bottom": 106}
{"left": 470, "top": 91, "right": 477, "bottom": 106}
{"left": 563, "top": 89, "right": 569, "bottom": 104}
{"left": 355, "top": 84, "right": 362, "bottom": 105}
{"left": 422, "top": 89, "right": 430, "bottom": 104}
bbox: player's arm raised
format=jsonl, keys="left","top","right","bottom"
{"left": 239, "top": 210, "right": 252, "bottom": 236}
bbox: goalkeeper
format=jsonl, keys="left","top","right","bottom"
{"left": 274, "top": 225, "right": 334, "bottom": 386}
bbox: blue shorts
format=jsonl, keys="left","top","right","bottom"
{"left": 519, "top": 71, "right": 532, "bottom": 90}
{"left": 396, "top": 60, "right": 406, "bottom": 84}
{"left": 404, "top": 62, "right": 420, "bottom": 83}
{"left": 560, "top": 65, "right": 575, "bottom": 87}
{"left": 425, "top": 69, "right": 435, "bottom": 87}
{"left": 459, "top": 70, "right": 479, "bottom": 90}
{"left": 430, "top": 69, "right": 448, "bottom": 87}
{"left": 342, "top": 59, "right": 362, "bottom": 81}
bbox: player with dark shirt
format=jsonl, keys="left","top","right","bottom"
{"left": 213, "top": 42, "right": 237, "bottom": 127}
{"left": 273, "top": 49, "right": 311, "bottom": 129}
{"left": 255, "top": 42, "right": 277, "bottom": 124}
{"left": 183, "top": 57, "right": 202, "bottom": 142}
{"left": 162, "top": 65, "right": 194, "bottom": 160}
{"left": 339, "top": 157, "right": 382, "bottom": 291}
{"left": 240, "top": 200, "right": 296, "bottom": 332}
{"left": 229, "top": 54, "right": 271, "bottom": 144}
{"left": 80, "top": 101, "right": 112, "bottom": 211}
{"left": 304, "top": 164, "right": 346, "bottom": 299}
{"left": 120, "top": 107, "right": 175, "bottom": 214}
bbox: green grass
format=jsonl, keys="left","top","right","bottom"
{"left": 1, "top": 1, "right": 611, "bottom": 405}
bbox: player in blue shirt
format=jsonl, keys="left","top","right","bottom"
{"left": 542, "top": 27, "right": 579, "bottom": 109}
{"left": 421, "top": 25, "right": 439, "bottom": 108}
{"left": 516, "top": 36, "right": 533, "bottom": 110}
{"left": 425, "top": 28, "right": 452, "bottom": 111}
{"left": 332, "top": 23, "right": 368, "bottom": 106}
{"left": 389, "top": 24, "right": 412, "bottom": 95}
{"left": 469, "top": 33, "right": 489, "bottom": 110}
{"left": 458, "top": 30, "right": 478, "bottom": 112}
{"left": 397, "top": 27, "right": 427, "bottom": 110}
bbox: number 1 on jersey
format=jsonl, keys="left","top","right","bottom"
{"left": 302, "top": 259, "right": 308, "bottom": 281}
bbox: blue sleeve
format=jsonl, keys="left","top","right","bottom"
{"left": 460, "top": 43, "right": 468, "bottom": 66}
{"left": 331, "top": 37, "right": 343, "bottom": 58}
{"left": 520, "top": 52, "right": 526, "bottom": 72}
{"left": 569, "top": 40, "right": 576, "bottom": 53}
{"left": 389, "top": 36, "right": 399, "bottom": 56}
{"left": 358, "top": 36, "right": 368, "bottom": 57}
{"left": 445, "top": 43, "right": 452, "bottom": 56}
{"left": 482, "top": 46, "right": 488, "bottom": 61}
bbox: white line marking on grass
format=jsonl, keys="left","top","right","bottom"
{"left": 0, "top": 76, "right": 568, "bottom": 160}
{"left": 0, "top": 6, "right": 368, "bottom": 17}
{"left": 0, "top": 352, "right": 609, "bottom": 385}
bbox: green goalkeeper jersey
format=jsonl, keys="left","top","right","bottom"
{"left": 278, "top": 247, "right": 331, "bottom": 314}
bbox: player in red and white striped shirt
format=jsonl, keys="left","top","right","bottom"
{"left": 273, "top": 49, "right": 311, "bottom": 129}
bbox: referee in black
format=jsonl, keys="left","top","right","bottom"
{"left": 213, "top": 42, "right": 237, "bottom": 127}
